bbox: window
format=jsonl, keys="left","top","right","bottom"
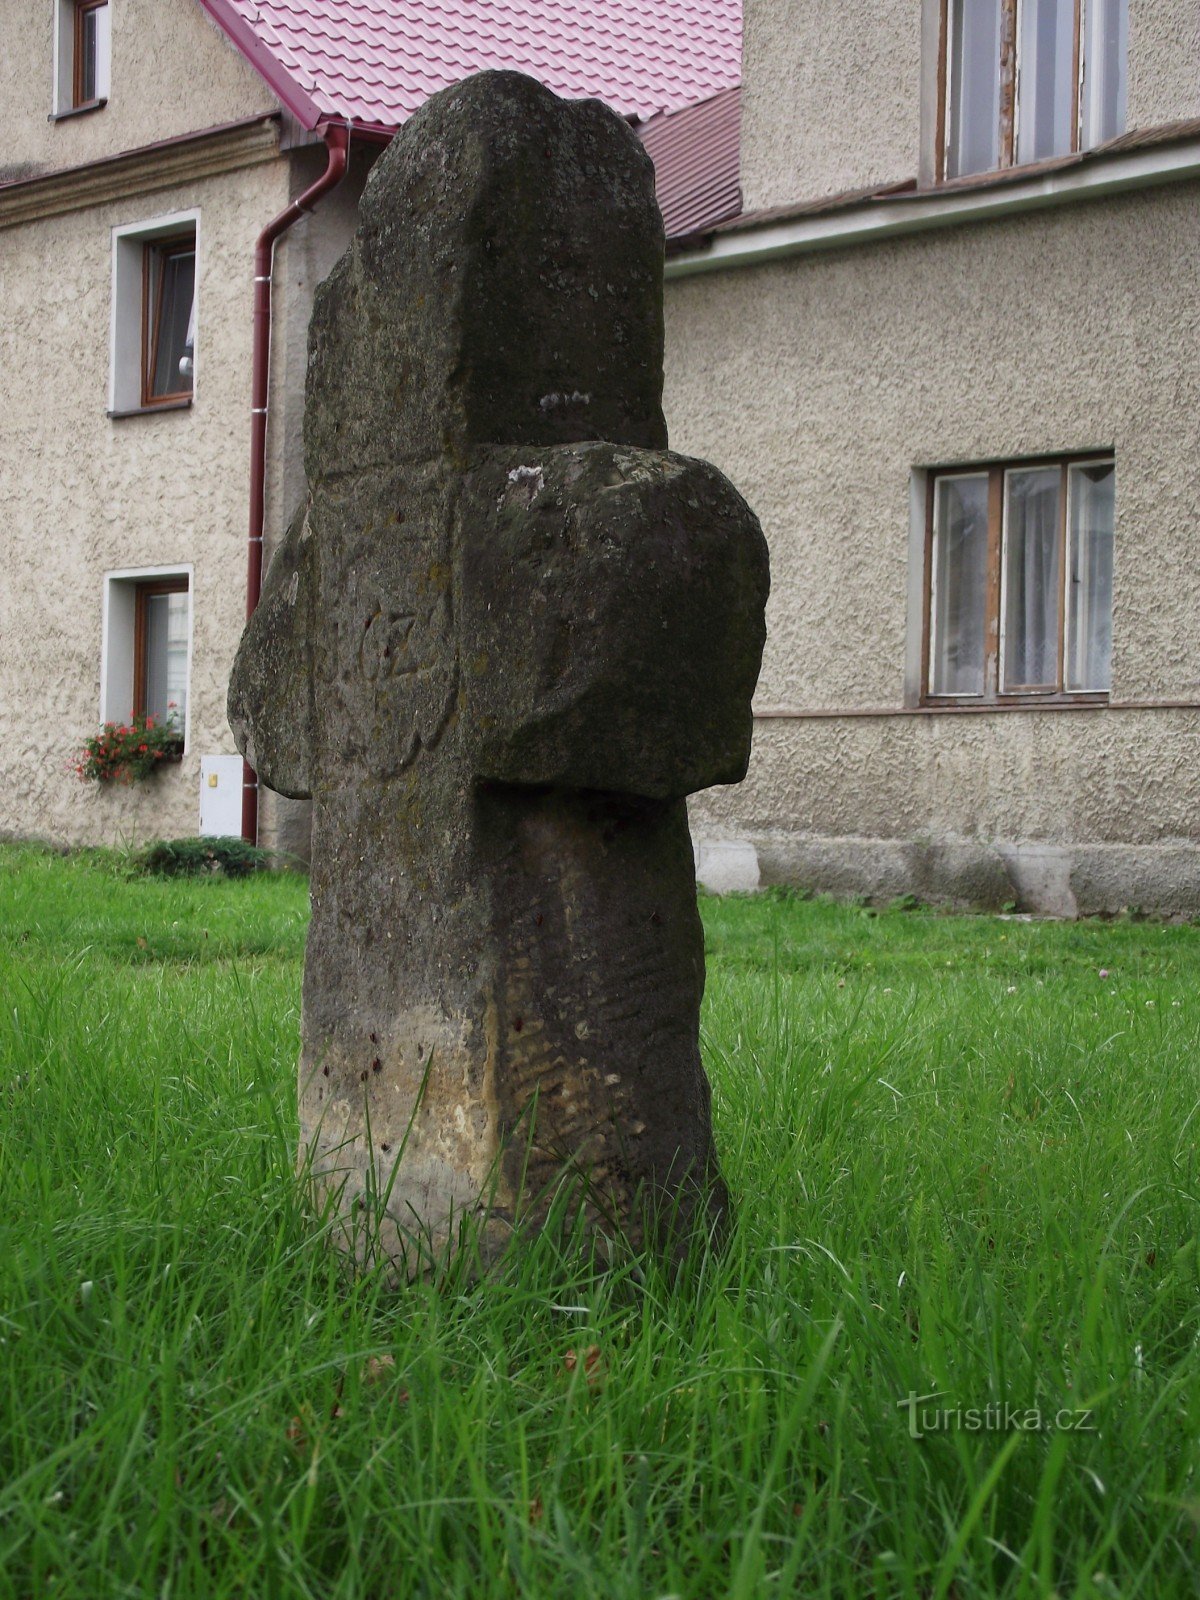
{"left": 110, "top": 212, "right": 198, "bottom": 416}
{"left": 74, "top": 1, "right": 106, "bottom": 106}
{"left": 53, "top": 0, "right": 110, "bottom": 115}
{"left": 924, "top": 455, "right": 1114, "bottom": 702}
{"left": 101, "top": 569, "right": 192, "bottom": 742}
{"left": 941, "top": 0, "right": 1127, "bottom": 180}
{"left": 142, "top": 237, "right": 196, "bottom": 406}
{"left": 133, "top": 581, "right": 190, "bottom": 726}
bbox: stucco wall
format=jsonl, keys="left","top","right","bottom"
{"left": 740, "top": 0, "right": 923, "bottom": 210}
{"left": 740, "top": 0, "right": 1200, "bottom": 215}
{"left": 4, "top": 0, "right": 278, "bottom": 182}
{"left": 0, "top": 153, "right": 295, "bottom": 848}
{"left": 665, "top": 181, "right": 1200, "bottom": 911}
{"left": 1127, "top": 0, "right": 1200, "bottom": 129}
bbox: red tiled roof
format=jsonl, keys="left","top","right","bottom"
{"left": 637, "top": 85, "right": 740, "bottom": 241}
{"left": 197, "top": 0, "right": 741, "bottom": 133}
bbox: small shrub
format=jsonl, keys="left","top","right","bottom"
{"left": 135, "top": 837, "right": 273, "bottom": 879}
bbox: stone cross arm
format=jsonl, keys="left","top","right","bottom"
{"left": 229, "top": 439, "right": 769, "bottom": 805}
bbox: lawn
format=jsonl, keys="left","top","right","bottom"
{"left": 1, "top": 842, "right": 1199, "bottom": 1598}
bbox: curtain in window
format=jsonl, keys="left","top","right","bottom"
{"left": 1065, "top": 463, "right": 1114, "bottom": 691}
{"left": 143, "top": 592, "right": 189, "bottom": 727}
{"left": 1016, "top": 0, "right": 1075, "bottom": 164}
{"left": 947, "top": 0, "right": 1003, "bottom": 178}
{"left": 79, "top": 5, "right": 102, "bottom": 101}
{"left": 1003, "top": 467, "right": 1061, "bottom": 689}
{"left": 931, "top": 474, "right": 990, "bottom": 695}
{"left": 1082, "top": 0, "right": 1128, "bottom": 148}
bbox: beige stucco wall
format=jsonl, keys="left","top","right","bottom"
{"left": 0, "top": 151, "right": 295, "bottom": 848}
{"left": 740, "top": 0, "right": 923, "bottom": 210}
{"left": 740, "top": 0, "right": 1200, "bottom": 215}
{"left": 666, "top": 180, "right": 1200, "bottom": 911}
{"left": 4, "top": 0, "right": 278, "bottom": 182}
{"left": 1127, "top": 0, "right": 1200, "bottom": 129}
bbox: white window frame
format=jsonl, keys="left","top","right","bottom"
{"left": 100, "top": 565, "right": 194, "bottom": 752}
{"left": 109, "top": 209, "right": 199, "bottom": 417}
{"left": 52, "top": 0, "right": 111, "bottom": 116}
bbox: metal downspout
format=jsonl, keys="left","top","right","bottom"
{"left": 242, "top": 122, "right": 350, "bottom": 844}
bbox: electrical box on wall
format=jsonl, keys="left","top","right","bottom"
{"left": 199, "top": 755, "right": 244, "bottom": 837}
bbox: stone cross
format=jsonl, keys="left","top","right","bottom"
{"left": 229, "top": 71, "right": 769, "bottom": 1271}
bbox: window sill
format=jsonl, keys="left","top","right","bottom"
{"left": 921, "top": 696, "right": 1109, "bottom": 712}
{"left": 932, "top": 150, "right": 1089, "bottom": 191}
{"left": 49, "top": 98, "right": 108, "bottom": 121}
{"left": 107, "top": 398, "right": 193, "bottom": 420}
{"left": 754, "top": 699, "right": 1200, "bottom": 720}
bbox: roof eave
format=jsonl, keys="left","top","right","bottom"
{"left": 665, "top": 131, "right": 1200, "bottom": 278}
{"left": 195, "top": 0, "right": 328, "bottom": 132}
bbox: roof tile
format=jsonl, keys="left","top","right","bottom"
{"left": 200, "top": 0, "right": 741, "bottom": 130}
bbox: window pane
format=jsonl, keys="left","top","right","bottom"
{"left": 1016, "top": 0, "right": 1076, "bottom": 163}
{"left": 1081, "top": 0, "right": 1127, "bottom": 147}
{"left": 80, "top": 8, "right": 99, "bottom": 102}
{"left": 143, "top": 592, "right": 189, "bottom": 729}
{"left": 1002, "top": 467, "right": 1061, "bottom": 690}
{"left": 931, "top": 474, "right": 990, "bottom": 696}
{"left": 947, "top": 0, "right": 1003, "bottom": 178}
{"left": 149, "top": 249, "right": 196, "bottom": 399}
{"left": 1065, "top": 462, "right": 1114, "bottom": 691}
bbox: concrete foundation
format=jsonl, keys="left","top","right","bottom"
{"left": 694, "top": 830, "right": 1200, "bottom": 917}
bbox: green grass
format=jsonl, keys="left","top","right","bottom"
{"left": 2, "top": 844, "right": 1199, "bottom": 1598}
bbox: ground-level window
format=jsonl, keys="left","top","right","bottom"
{"left": 925, "top": 455, "right": 1114, "bottom": 702}
{"left": 102, "top": 569, "right": 192, "bottom": 741}
{"left": 133, "top": 580, "right": 189, "bottom": 726}
{"left": 941, "top": 0, "right": 1128, "bottom": 180}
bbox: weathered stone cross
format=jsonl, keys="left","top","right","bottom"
{"left": 229, "top": 71, "right": 769, "bottom": 1270}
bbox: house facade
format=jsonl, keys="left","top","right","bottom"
{"left": 0, "top": 0, "right": 736, "bottom": 860}
{"left": 673, "top": 0, "right": 1200, "bottom": 914}
{"left": 0, "top": 2, "right": 375, "bottom": 857}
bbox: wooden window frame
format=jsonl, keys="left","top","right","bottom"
{"left": 71, "top": 0, "right": 107, "bottom": 110}
{"left": 921, "top": 451, "right": 1114, "bottom": 707}
{"left": 132, "top": 578, "right": 189, "bottom": 727}
{"left": 140, "top": 234, "right": 196, "bottom": 409}
{"left": 937, "top": 0, "right": 1091, "bottom": 183}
